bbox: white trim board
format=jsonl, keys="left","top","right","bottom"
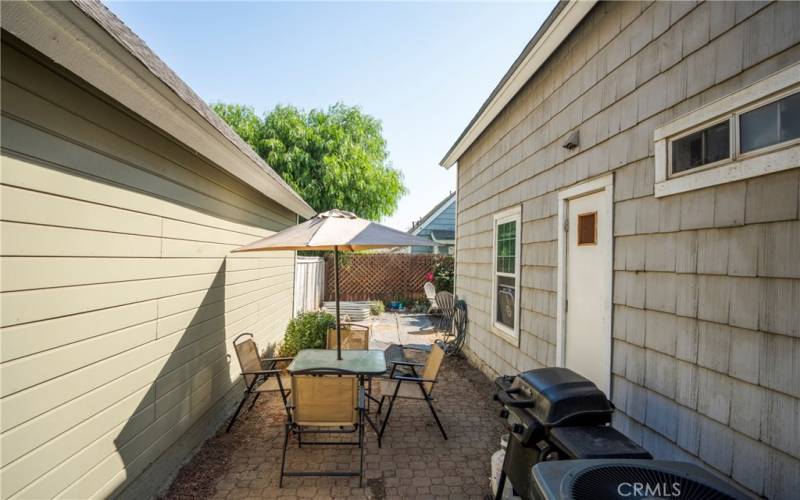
{"left": 491, "top": 205, "right": 522, "bottom": 346}
{"left": 556, "top": 173, "right": 614, "bottom": 394}
{"left": 440, "top": 1, "right": 596, "bottom": 169}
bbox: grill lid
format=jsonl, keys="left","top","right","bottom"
{"left": 516, "top": 368, "right": 613, "bottom": 426}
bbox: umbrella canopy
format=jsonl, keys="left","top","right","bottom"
{"left": 232, "top": 209, "right": 440, "bottom": 360}
{"left": 233, "top": 209, "right": 440, "bottom": 252}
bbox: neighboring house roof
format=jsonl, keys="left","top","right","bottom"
{"left": 409, "top": 191, "right": 457, "bottom": 235}
{"left": 440, "top": 0, "right": 596, "bottom": 168}
{"left": 430, "top": 230, "right": 455, "bottom": 243}
{"left": 2, "top": 0, "right": 315, "bottom": 218}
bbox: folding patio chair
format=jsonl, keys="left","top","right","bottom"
{"left": 327, "top": 323, "right": 370, "bottom": 350}
{"left": 375, "top": 343, "right": 447, "bottom": 446}
{"left": 280, "top": 370, "right": 366, "bottom": 487}
{"left": 328, "top": 323, "right": 380, "bottom": 410}
{"left": 435, "top": 291, "right": 455, "bottom": 331}
{"left": 228, "top": 333, "right": 292, "bottom": 432}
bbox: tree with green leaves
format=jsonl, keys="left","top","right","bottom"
{"left": 213, "top": 102, "right": 406, "bottom": 221}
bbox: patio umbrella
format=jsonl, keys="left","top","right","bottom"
{"left": 233, "top": 209, "right": 439, "bottom": 360}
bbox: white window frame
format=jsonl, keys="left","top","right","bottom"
{"left": 492, "top": 206, "right": 522, "bottom": 345}
{"left": 654, "top": 63, "right": 800, "bottom": 197}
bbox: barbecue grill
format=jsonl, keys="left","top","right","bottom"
{"left": 493, "top": 368, "right": 651, "bottom": 500}
{"left": 531, "top": 459, "right": 753, "bottom": 500}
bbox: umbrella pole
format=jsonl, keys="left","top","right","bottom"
{"left": 334, "top": 246, "right": 342, "bottom": 360}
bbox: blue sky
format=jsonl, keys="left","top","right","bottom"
{"left": 108, "top": 1, "right": 556, "bottom": 229}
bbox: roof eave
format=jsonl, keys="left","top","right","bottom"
{"left": 2, "top": 0, "right": 315, "bottom": 219}
{"left": 440, "top": 0, "right": 596, "bottom": 169}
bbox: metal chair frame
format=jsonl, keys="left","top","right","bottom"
{"left": 228, "top": 333, "right": 292, "bottom": 432}
{"left": 435, "top": 302, "right": 467, "bottom": 357}
{"left": 375, "top": 344, "right": 448, "bottom": 447}
{"left": 326, "top": 323, "right": 370, "bottom": 350}
{"left": 279, "top": 368, "right": 372, "bottom": 488}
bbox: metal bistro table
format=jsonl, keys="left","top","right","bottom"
{"left": 287, "top": 349, "right": 387, "bottom": 376}
{"left": 287, "top": 349, "right": 387, "bottom": 433}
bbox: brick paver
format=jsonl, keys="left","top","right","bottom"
{"left": 163, "top": 347, "right": 504, "bottom": 500}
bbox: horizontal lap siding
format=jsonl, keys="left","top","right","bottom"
{"left": 455, "top": 1, "right": 800, "bottom": 497}
{"left": 0, "top": 41, "right": 296, "bottom": 499}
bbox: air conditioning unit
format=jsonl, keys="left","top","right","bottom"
{"left": 497, "top": 285, "right": 515, "bottom": 326}
{"left": 530, "top": 459, "right": 752, "bottom": 500}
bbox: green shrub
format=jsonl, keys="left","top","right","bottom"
{"left": 280, "top": 311, "right": 335, "bottom": 356}
{"left": 433, "top": 257, "right": 454, "bottom": 293}
{"left": 369, "top": 300, "right": 385, "bottom": 316}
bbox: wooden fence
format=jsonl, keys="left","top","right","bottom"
{"left": 324, "top": 253, "right": 448, "bottom": 302}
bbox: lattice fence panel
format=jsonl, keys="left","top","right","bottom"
{"left": 324, "top": 254, "right": 447, "bottom": 302}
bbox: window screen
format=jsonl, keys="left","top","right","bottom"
{"left": 578, "top": 212, "right": 597, "bottom": 245}
{"left": 496, "top": 221, "right": 516, "bottom": 273}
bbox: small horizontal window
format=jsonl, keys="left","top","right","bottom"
{"left": 654, "top": 65, "right": 800, "bottom": 197}
{"left": 672, "top": 121, "right": 730, "bottom": 174}
{"left": 740, "top": 91, "right": 800, "bottom": 153}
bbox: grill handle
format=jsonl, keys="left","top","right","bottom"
{"left": 496, "top": 389, "right": 536, "bottom": 408}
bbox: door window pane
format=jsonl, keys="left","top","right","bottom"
{"left": 672, "top": 121, "right": 730, "bottom": 173}
{"left": 577, "top": 212, "right": 597, "bottom": 245}
{"left": 741, "top": 101, "right": 779, "bottom": 153}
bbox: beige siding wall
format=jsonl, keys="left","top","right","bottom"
{"left": 0, "top": 41, "right": 297, "bottom": 498}
{"left": 455, "top": 2, "right": 800, "bottom": 497}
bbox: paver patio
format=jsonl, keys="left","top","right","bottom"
{"left": 162, "top": 313, "right": 504, "bottom": 500}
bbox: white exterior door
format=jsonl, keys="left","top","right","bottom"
{"left": 558, "top": 175, "right": 613, "bottom": 396}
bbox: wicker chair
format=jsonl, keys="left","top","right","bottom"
{"left": 375, "top": 343, "right": 447, "bottom": 446}
{"left": 435, "top": 291, "right": 455, "bottom": 331}
{"left": 280, "top": 371, "right": 366, "bottom": 487}
{"left": 326, "top": 323, "right": 370, "bottom": 350}
{"left": 228, "top": 333, "right": 292, "bottom": 432}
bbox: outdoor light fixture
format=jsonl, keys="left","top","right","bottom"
{"left": 562, "top": 130, "right": 580, "bottom": 150}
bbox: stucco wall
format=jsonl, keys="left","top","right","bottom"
{"left": 453, "top": 2, "right": 800, "bottom": 497}
{"left": 0, "top": 40, "right": 296, "bottom": 498}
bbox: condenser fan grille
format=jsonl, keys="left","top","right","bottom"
{"left": 568, "top": 464, "right": 736, "bottom": 500}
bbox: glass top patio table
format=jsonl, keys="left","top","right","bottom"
{"left": 287, "top": 349, "right": 387, "bottom": 375}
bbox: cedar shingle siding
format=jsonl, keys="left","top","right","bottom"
{"left": 1, "top": 40, "right": 296, "bottom": 498}
{"left": 453, "top": 2, "right": 800, "bottom": 497}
